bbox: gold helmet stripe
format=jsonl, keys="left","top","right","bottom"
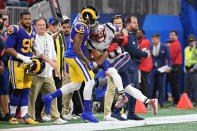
{"left": 81, "top": 8, "right": 96, "bottom": 19}
{"left": 32, "top": 59, "right": 41, "bottom": 74}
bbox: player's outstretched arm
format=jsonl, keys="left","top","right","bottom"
{"left": 74, "top": 33, "right": 90, "bottom": 65}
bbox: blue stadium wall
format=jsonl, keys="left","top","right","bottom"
{"left": 70, "top": 0, "right": 197, "bottom": 94}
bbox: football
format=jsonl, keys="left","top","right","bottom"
{"left": 92, "top": 49, "right": 101, "bottom": 59}
{"left": 112, "top": 36, "right": 123, "bottom": 45}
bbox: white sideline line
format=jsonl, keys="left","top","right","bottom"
{"left": 4, "top": 114, "right": 197, "bottom": 131}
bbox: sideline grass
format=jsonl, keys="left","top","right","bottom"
{"left": 106, "top": 122, "right": 197, "bottom": 131}
{"left": 0, "top": 107, "right": 197, "bottom": 129}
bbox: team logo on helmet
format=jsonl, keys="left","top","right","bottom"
{"left": 25, "top": 58, "right": 45, "bottom": 75}
{"left": 81, "top": 6, "right": 99, "bottom": 25}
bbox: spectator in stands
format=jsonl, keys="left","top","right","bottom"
{"left": 136, "top": 29, "right": 152, "bottom": 97}
{"left": 149, "top": 34, "right": 172, "bottom": 107}
{"left": 184, "top": 34, "right": 197, "bottom": 105}
{"left": 28, "top": 17, "right": 67, "bottom": 124}
{"left": 166, "top": 30, "right": 182, "bottom": 105}
{"left": 0, "top": 13, "right": 9, "bottom": 121}
{"left": 0, "top": 0, "right": 5, "bottom": 9}
{"left": 6, "top": 0, "right": 27, "bottom": 7}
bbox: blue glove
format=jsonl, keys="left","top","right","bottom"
{"left": 103, "top": 60, "right": 110, "bottom": 71}
{"left": 88, "top": 62, "right": 95, "bottom": 70}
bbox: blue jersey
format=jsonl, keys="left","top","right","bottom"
{"left": 64, "top": 14, "right": 89, "bottom": 58}
{"left": 5, "top": 25, "right": 36, "bottom": 61}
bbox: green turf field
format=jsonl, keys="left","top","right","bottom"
{"left": 1, "top": 106, "right": 197, "bottom": 130}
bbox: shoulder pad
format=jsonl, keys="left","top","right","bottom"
{"left": 7, "top": 25, "right": 19, "bottom": 35}
{"left": 106, "top": 22, "right": 119, "bottom": 33}
{"left": 74, "top": 22, "right": 88, "bottom": 33}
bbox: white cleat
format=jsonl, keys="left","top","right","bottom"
{"left": 104, "top": 114, "right": 118, "bottom": 121}
{"left": 52, "top": 118, "right": 68, "bottom": 124}
{"left": 42, "top": 115, "right": 51, "bottom": 122}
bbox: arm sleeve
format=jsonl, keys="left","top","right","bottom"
{"left": 166, "top": 46, "right": 172, "bottom": 67}
{"left": 125, "top": 39, "right": 147, "bottom": 58}
{"left": 33, "top": 36, "right": 43, "bottom": 57}
{"left": 5, "top": 26, "right": 18, "bottom": 49}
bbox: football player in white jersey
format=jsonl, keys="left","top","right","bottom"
{"left": 88, "top": 23, "right": 158, "bottom": 120}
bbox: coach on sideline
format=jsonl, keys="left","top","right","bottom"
{"left": 124, "top": 15, "right": 151, "bottom": 120}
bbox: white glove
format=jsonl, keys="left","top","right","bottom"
{"left": 16, "top": 53, "right": 32, "bottom": 64}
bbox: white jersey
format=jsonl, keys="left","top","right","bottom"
{"left": 88, "top": 23, "right": 125, "bottom": 63}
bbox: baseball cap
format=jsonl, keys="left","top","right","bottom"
{"left": 187, "top": 34, "right": 196, "bottom": 42}
{"left": 63, "top": 15, "right": 70, "bottom": 21}
{"left": 48, "top": 17, "right": 57, "bottom": 24}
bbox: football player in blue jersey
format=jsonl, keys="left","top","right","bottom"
{"left": 5, "top": 12, "right": 39, "bottom": 125}
{"left": 42, "top": 6, "right": 101, "bottom": 123}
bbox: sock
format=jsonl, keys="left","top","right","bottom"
{"left": 21, "top": 106, "right": 28, "bottom": 117}
{"left": 10, "top": 106, "right": 17, "bottom": 116}
{"left": 125, "top": 84, "right": 147, "bottom": 102}
{"left": 144, "top": 98, "right": 150, "bottom": 107}
{"left": 60, "top": 82, "right": 81, "bottom": 95}
{"left": 83, "top": 100, "right": 91, "bottom": 112}
{"left": 83, "top": 80, "right": 95, "bottom": 100}
{"left": 107, "top": 67, "right": 124, "bottom": 93}
{"left": 51, "top": 89, "right": 62, "bottom": 100}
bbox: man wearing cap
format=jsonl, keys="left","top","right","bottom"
{"left": 184, "top": 34, "right": 197, "bottom": 105}
{"left": 0, "top": 13, "right": 10, "bottom": 121}
{"left": 47, "top": 17, "right": 66, "bottom": 114}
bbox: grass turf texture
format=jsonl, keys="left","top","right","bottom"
{"left": 1, "top": 106, "right": 197, "bottom": 130}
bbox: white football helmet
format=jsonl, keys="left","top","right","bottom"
{"left": 90, "top": 24, "right": 106, "bottom": 43}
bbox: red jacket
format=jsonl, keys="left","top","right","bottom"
{"left": 139, "top": 37, "right": 153, "bottom": 72}
{"left": 169, "top": 40, "right": 182, "bottom": 65}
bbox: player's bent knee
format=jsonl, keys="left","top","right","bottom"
{"left": 107, "top": 67, "right": 117, "bottom": 75}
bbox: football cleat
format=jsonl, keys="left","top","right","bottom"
{"left": 115, "top": 93, "right": 128, "bottom": 108}
{"left": 20, "top": 114, "right": 39, "bottom": 124}
{"left": 9, "top": 117, "right": 19, "bottom": 125}
{"left": 81, "top": 112, "right": 99, "bottom": 123}
{"left": 111, "top": 113, "right": 127, "bottom": 121}
{"left": 42, "top": 94, "right": 53, "bottom": 114}
{"left": 148, "top": 98, "right": 158, "bottom": 115}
